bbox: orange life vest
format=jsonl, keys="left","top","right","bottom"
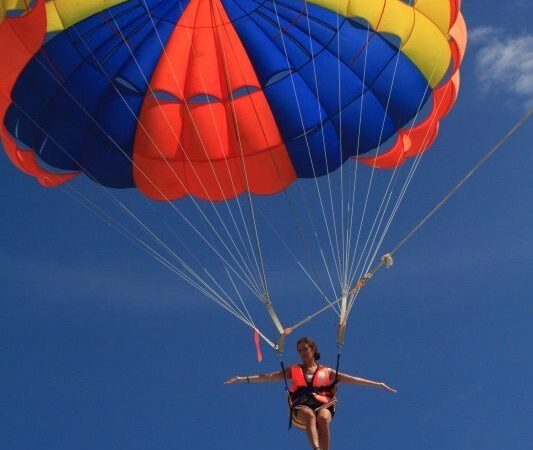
{"left": 289, "top": 364, "right": 334, "bottom": 404}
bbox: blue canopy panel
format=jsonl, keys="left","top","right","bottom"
{"left": 5, "top": 0, "right": 431, "bottom": 187}
{"left": 224, "top": 0, "right": 431, "bottom": 177}
{"left": 5, "top": 0, "right": 189, "bottom": 188}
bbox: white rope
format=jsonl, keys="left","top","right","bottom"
{"left": 269, "top": 0, "right": 345, "bottom": 290}
{"left": 210, "top": 0, "right": 339, "bottom": 306}
{"left": 300, "top": 0, "right": 345, "bottom": 288}
{"left": 105, "top": 2, "right": 267, "bottom": 294}
{"left": 290, "top": 109, "right": 533, "bottom": 329}
{"left": 346, "top": 40, "right": 404, "bottom": 292}
{"left": 336, "top": 7, "right": 347, "bottom": 294}
{"left": 347, "top": 43, "right": 444, "bottom": 298}
{"left": 343, "top": 21, "right": 372, "bottom": 293}
{"left": 59, "top": 183, "right": 255, "bottom": 323}
{"left": 212, "top": 3, "right": 293, "bottom": 334}
{"left": 8, "top": 92, "right": 274, "bottom": 329}
{"left": 257, "top": 207, "right": 333, "bottom": 301}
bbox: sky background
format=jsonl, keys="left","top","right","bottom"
{"left": 1, "top": 1, "right": 532, "bottom": 449}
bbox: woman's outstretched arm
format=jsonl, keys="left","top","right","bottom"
{"left": 224, "top": 368, "right": 289, "bottom": 384}
{"left": 335, "top": 371, "right": 397, "bottom": 393}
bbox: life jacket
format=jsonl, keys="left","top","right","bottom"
{"left": 289, "top": 364, "right": 335, "bottom": 405}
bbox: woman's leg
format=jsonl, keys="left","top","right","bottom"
{"left": 316, "top": 408, "right": 332, "bottom": 450}
{"left": 296, "top": 407, "right": 320, "bottom": 449}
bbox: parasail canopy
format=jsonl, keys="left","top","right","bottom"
{"left": 1, "top": 0, "right": 467, "bottom": 353}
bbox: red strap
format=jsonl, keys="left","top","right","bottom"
{"left": 253, "top": 329, "right": 262, "bottom": 363}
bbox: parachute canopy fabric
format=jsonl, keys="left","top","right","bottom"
{"left": 1, "top": 0, "right": 465, "bottom": 201}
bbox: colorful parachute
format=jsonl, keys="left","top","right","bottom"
{"left": 1, "top": 0, "right": 465, "bottom": 201}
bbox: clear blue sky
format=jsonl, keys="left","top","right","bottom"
{"left": 1, "top": 1, "right": 532, "bottom": 449}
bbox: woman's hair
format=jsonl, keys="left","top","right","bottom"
{"left": 296, "top": 337, "right": 321, "bottom": 361}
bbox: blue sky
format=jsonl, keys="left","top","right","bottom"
{"left": 1, "top": 1, "right": 532, "bottom": 449}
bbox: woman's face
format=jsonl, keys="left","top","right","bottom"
{"left": 297, "top": 342, "right": 315, "bottom": 363}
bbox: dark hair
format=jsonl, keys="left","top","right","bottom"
{"left": 296, "top": 337, "right": 321, "bottom": 361}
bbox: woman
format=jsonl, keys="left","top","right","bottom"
{"left": 225, "top": 337, "right": 396, "bottom": 450}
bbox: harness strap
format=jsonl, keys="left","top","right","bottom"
{"left": 280, "top": 361, "right": 293, "bottom": 430}
{"left": 333, "top": 352, "right": 340, "bottom": 384}
{"left": 281, "top": 360, "right": 290, "bottom": 392}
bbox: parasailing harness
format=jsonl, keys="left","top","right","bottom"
{"left": 280, "top": 353, "right": 341, "bottom": 430}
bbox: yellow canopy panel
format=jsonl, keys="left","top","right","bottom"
{"left": 309, "top": 0, "right": 453, "bottom": 87}
{"left": 45, "top": 0, "right": 128, "bottom": 32}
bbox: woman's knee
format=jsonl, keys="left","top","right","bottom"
{"left": 296, "top": 408, "right": 316, "bottom": 425}
{"left": 316, "top": 411, "right": 332, "bottom": 428}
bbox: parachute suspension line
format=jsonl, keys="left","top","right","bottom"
{"left": 277, "top": 185, "right": 340, "bottom": 302}
{"left": 343, "top": 21, "right": 373, "bottom": 294}
{"left": 80, "top": 18, "right": 276, "bottom": 302}
{"left": 289, "top": 110, "right": 533, "bottom": 328}
{"left": 336, "top": 4, "right": 387, "bottom": 296}
{"left": 141, "top": 1, "right": 267, "bottom": 283}
{"left": 335, "top": 1, "right": 345, "bottom": 296}
{"left": 58, "top": 183, "right": 261, "bottom": 329}
{"left": 345, "top": 43, "right": 404, "bottom": 296}
{"left": 44, "top": 23, "right": 264, "bottom": 299}
{"left": 207, "top": 1, "right": 271, "bottom": 301}
{"left": 8, "top": 93, "right": 269, "bottom": 310}
{"left": 344, "top": 15, "right": 388, "bottom": 290}
{"left": 214, "top": 0, "right": 297, "bottom": 306}
{"left": 104, "top": 5, "right": 268, "bottom": 295}
{"left": 212, "top": 1, "right": 338, "bottom": 335}
{"left": 213, "top": 3, "right": 339, "bottom": 303}
{"left": 346, "top": 50, "right": 449, "bottom": 304}
{"left": 61, "top": 186, "right": 279, "bottom": 351}
{"left": 273, "top": 0, "right": 352, "bottom": 304}
{"left": 294, "top": 181, "right": 342, "bottom": 305}
{"left": 212, "top": 10, "right": 338, "bottom": 309}
{"left": 214, "top": 0, "right": 360, "bottom": 316}
{"left": 224, "top": 266, "right": 257, "bottom": 331}
{"left": 126, "top": 3, "right": 269, "bottom": 294}
{"left": 300, "top": 0, "right": 345, "bottom": 290}
{"left": 349, "top": 76, "right": 446, "bottom": 301}
{"left": 344, "top": 11, "right": 392, "bottom": 290}
{"left": 58, "top": 188, "right": 200, "bottom": 291}
{"left": 270, "top": 0, "right": 346, "bottom": 291}
{"left": 111, "top": 197, "right": 261, "bottom": 320}
{"left": 109, "top": 3, "right": 287, "bottom": 345}
{"left": 5, "top": 89, "right": 243, "bottom": 308}
{"left": 343, "top": 11, "right": 387, "bottom": 294}
{"left": 117, "top": 201, "right": 266, "bottom": 326}
{"left": 346, "top": 31, "right": 445, "bottom": 298}
{"left": 199, "top": 0, "right": 343, "bottom": 335}
{"left": 346, "top": 53, "right": 442, "bottom": 296}
{"left": 256, "top": 207, "right": 341, "bottom": 313}
{"left": 204, "top": 7, "right": 268, "bottom": 295}
{"left": 219, "top": 0, "right": 344, "bottom": 316}
{"left": 156, "top": 211, "right": 257, "bottom": 327}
